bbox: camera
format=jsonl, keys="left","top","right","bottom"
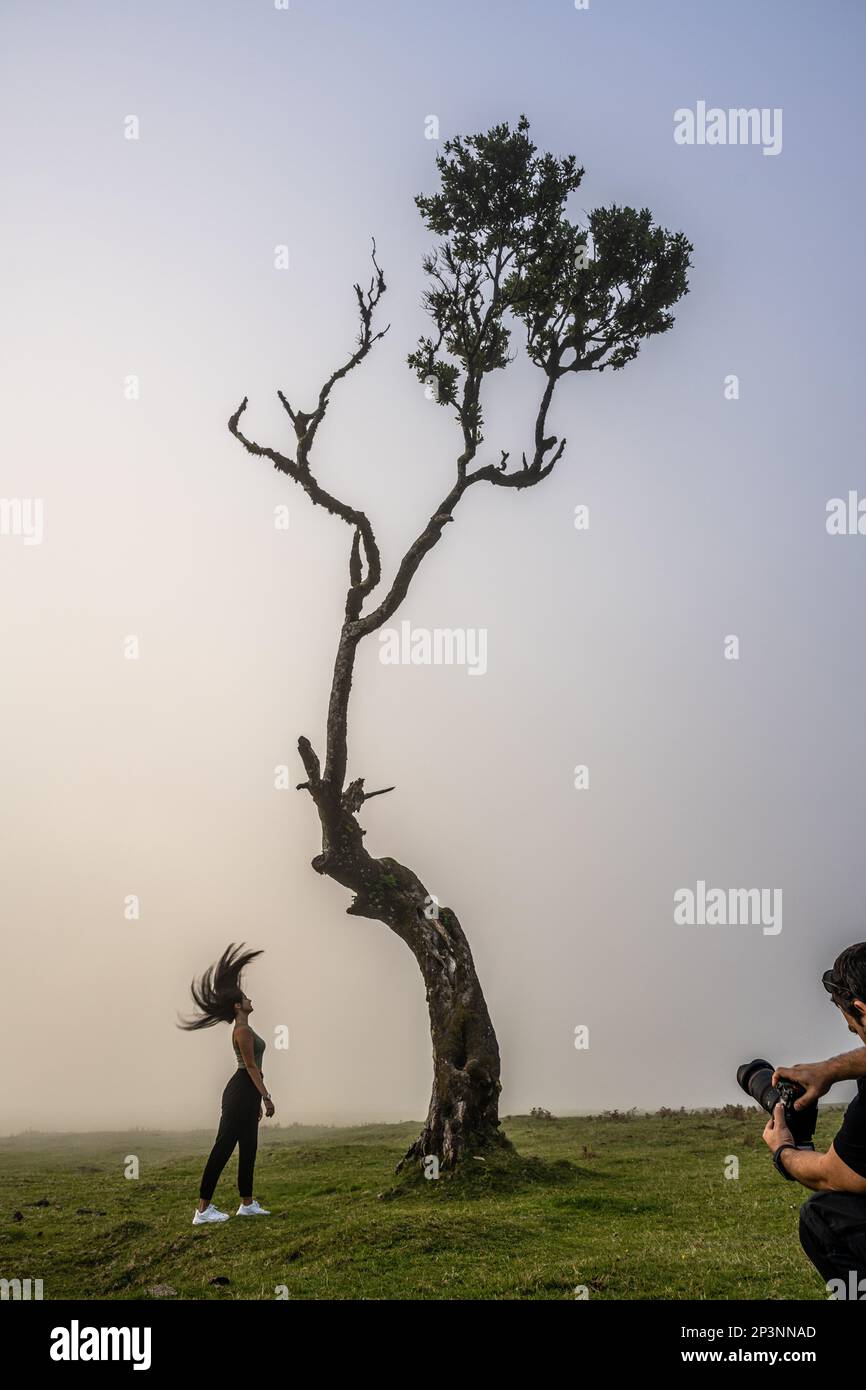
{"left": 736, "top": 1058, "right": 817, "bottom": 1149}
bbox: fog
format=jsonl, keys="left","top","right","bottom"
{"left": 3, "top": 0, "right": 865, "bottom": 1134}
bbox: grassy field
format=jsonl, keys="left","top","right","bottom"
{"left": 0, "top": 1108, "right": 838, "bottom": 1301}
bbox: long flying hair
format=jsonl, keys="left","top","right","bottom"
{"left": 178, "top": 942, "right": 264, "bottom": 1031}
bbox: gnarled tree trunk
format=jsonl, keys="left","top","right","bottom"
{"left": 404, "top": 903, "right": 503, "bottom": 1168}
{"left": 297, "top": 693, "right": 506, "bottom": 1169}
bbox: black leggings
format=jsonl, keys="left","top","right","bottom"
{"left": 799, "top": 1191, "right": 866, "bottom": 1293}
{"left": 199, "top": 1071, "right": 261, "bottom": 1203}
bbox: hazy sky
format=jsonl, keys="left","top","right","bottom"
{"left": 3, "top": 0, "right": 866, "bottom": 1134}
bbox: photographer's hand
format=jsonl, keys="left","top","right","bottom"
{"left": 762, "top": 1101, "right": 794, "bottom": 1155}
{"left": 761, "top": 1113, "right": 866, "bottom": 1194}
{"left": 772, "top": 1061, "right": 834, "bottom": 1110}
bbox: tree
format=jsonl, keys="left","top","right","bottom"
{"left": 229, "top": 116, "right": 692, "bottom": 1171}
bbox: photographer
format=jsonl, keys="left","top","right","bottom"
{"left": 764, "top": 944, "right": 866, "bottom": 1290}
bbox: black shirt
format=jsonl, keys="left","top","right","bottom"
{"left": 833, "top": 1079, "right": 866, "bottom": 1179}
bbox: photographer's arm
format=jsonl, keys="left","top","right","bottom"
{"left": 763, "top": 1102, "right": 866, "bottom": 1193}
{"left": 778, "top": 1143, "right": 866, "bottom": 1193}
{"left": 773, "top": 1047, "right": 866, "bottom": 1109}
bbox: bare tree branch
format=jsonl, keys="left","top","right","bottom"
{"left": 228, "top": 241, "right": 388, "bottom": 606}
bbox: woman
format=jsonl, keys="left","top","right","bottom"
{"left": 180, "top": 943, "right": 275, "bottom": 1224}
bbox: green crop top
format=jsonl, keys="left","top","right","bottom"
{"left": 233, "top": 1027, "right": 266, "bottom": 1074}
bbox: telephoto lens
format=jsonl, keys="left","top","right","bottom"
{"left": 736, "top": 1058, "right": 818, "bottom": 1149}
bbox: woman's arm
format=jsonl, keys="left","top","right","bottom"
{"left": 235, "top": 1027, "right": 275, "bottom": 1114}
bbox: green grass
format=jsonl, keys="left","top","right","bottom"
{"left": 0, "top": 1109, "right": 838, "bottom": 1300}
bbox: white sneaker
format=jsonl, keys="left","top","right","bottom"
{"left": 193, "top": 1203, "right": 230, "bottom": 1225}
{"left": 236, "top": 1199, "right": 270, "bottom": 1216}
